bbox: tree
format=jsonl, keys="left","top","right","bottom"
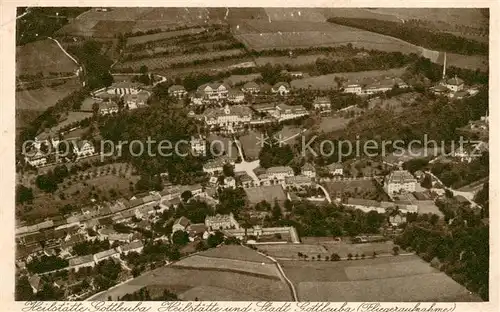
{"left": 347, "top": 253, "right": 353, "bottom": 260}
{"left": 181, "top": 190, "right": 193, "bottom": 202}
{"left": 139, "top": 65, "right": 148, "bottom": 75}
{"left": 207, "top": 231, "right": 224, "bottom": 248}
{"left": 16, "top": 185, "right": 34, "bottom": 204}
{"left": 171, "top": 230, "right": 189, "bottom": 246}
{"left": 420, "top": 174, "right": 433, "bottom": 189}
{"left": 222, "top": 163, "right": 234, "bottom": 177}
{"left": 331, "top": 253, "right": 341, "bottom": 261}
{"left": 272, "top": 201, "right": 282, "bottom": 221}
{"left": 393, "top": 246, "right": 400, "bottom": 255}
{"left": 15, "top": 276, "right": 33, "bottom": 301}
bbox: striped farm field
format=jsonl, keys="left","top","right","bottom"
{"left": 91, "top": 258, "right": 291, "bottom": 300}
{"left": 126, "top": 27, "right": 207, "bottom": 46}
{"left": 116, "top": 49, "right": 245, "bottom": 70}
{"left": 172, "top": 255, "right": 280, "bottom": 278}
{"left": 232, "top": 20, "right": 420, "bottom": 53}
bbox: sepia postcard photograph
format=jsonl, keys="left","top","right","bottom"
{"left": 6, "top": 2, "right": 494, "bottom": 306}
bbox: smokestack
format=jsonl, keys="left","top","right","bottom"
{"left": 442, "top": 52, "right": 447, "bottom": 80}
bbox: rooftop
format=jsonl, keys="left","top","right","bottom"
{"left": 120, "top": 240, "right": 144, "bottom": 252}
{"left": 69, "top": 254, "right": 94, "bottom": 266}
{"left": 387, "top": 170, "right": 417, "bottom": 184}
{"left": 174, "top": 216, "right": 191, "bottom": 228}
{"left": 267, "top": 166, "right": 294, "bottom": 174}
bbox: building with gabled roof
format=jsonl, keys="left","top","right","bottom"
{"left": 69, "top": 254, "right": 95, "bottom": 271}
{"left": 241, "top": 81, "right": 260, "bottom": 94}
{"left": 301, "top": 163, "right": 316, "bottom": 178}
{"left": 271, "top": 82, "right": 291, "bottom": 96}
{"left": 384, "top": 170, "right": 417, "bottom": 195}
{"left": 205, "top": 213, "right": 239, "bottom": 230}
{"left": 93, "top": 248, "right": 120, "bottom": 263}
{"left": 197, "top": 82, "right": 230, "bottom": 100}
{"left": 119, "top": 240, "right": 144, "bottom": 255}
{"left": 313, "top": 97, "right": 331, "bottom": 111}
{"left": 168, "top": 85, "right": 187, "bottom": 98}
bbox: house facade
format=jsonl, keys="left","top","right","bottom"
{"left": 204, "top": 105, "right": 252, "bottom": 131}
{"left": 197, "top": 83, "right": 230, "bottom": 100}
{"left": 271, "top": 82, "right": 290, "bottom": 96}
{"left": 205, "top": 213, "right": 240, "bottom": 230}
{"left": 267, "top": 166, "right": 295, "bottom": 182}
{"left": 301, "top": 163, "right": 316, "bottom": 178}
{"left": 190, "top": 135, "right": 206, "bottom": 156}
{"left": 168, "top": 85, "right": 187, "bottom": 98}
{"left": 241, "top": 81, "right": 260, "bottom": 94}
{"left": 384, "top": 170, "right": 417, "bottom": 194}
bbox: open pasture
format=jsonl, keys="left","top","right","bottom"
{"left": 16, "top": 78, "right": 81, "bottom": 112}
{"left": 239, "top": 131, "right": 263, "bottom": 160}
{"left": 92, "top": 264, "right": 292, "bottom": 301}
{"left": 132, "top": 8, "right": 226, "bottom": 32}
{"left": 16, "top": 39, "right": 78, "bottom": 76}
{"left": 172, "top": 255, "right": 280, "bottom": 278}
{"left": 198, "top": 245, "right": 273, "bottom": 263}
{"left": 322, "top": 179, "right": 377, "bottom": 196}
{"left": 264, "top": 8, "right": 327, "bottom": 22}
{"left": 244, "top": 185, "right": 287, "bottom": 205}
{"left": 232, "top": 20, "right": 420, "bottom": 53}
{"left": 257, "top": 243, "right": 327, "bottom": 259}
{"left": 280, "top": 255, "right": 481, "bottom": 301}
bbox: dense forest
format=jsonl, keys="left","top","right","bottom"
{"left": 97, "top": 92, "right": 204, "bottom": 185}
{"left": 327, "top": 17, "right": 488, "bottom": 56}
{"left": 396, "top": 219, "right": 489, "bottom": 300}
{"left": 67, "top": 40, "right": 114, "bottom": 90}
{"left": 16, "top": 7, "right": 89, "bottom": 46}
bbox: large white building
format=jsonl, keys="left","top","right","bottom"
{"left": 271, "top": 82, "right": 291, "bottom": 96}
{"left": 384, "top": 170, "right": 417, "bottom": 194}
{"left": 73, "top": 139, "right": 96, "bottom": 159}
{"left": 271, "top": 103, "right": 308, "bottom": 121}
{"left": 313, "top": 97, "right": 332, "bottom": 112}
{"left": 301, "top": 163, "right": 316, "bottom": 178}
{"left": 197, "top": 83, "right": 230, "bottom": 101}
{"left": 267, "top": 166, "right": 295, "bottom": 182}
{"left": 444, "top": 76, "right": 465, "bottom": 93}
{"left": 190, "top": 135, "right": 206, "bottom": 156}
{"left": 204, "top": 105, "right": 252, "bottom": 131}
{"left": 241, "top": 81, "right": 260, "bottom": 94}
{"left": 344, "top": 84, "right": 362, "bottom": 95}
{"left": 168, "top": 85, "right": 188, "bottom": 98}
{"left": 205, "top": 213, "right": 240, "bottom": 230}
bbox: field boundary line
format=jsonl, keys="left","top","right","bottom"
{"left": 246, "top": 244, "right": 298, "bottom": 301}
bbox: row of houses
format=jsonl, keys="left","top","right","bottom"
{"left": 193, "top": 102, "right": 309, "bottom": 132}
{"left": 67, "top": 240, "right": 144, "bottom": 271}
{"left": 167, "top": 81, "right": 293, "bottom": 104}
{"left": 343, "top": 77, "right": 409, "bottom": 96}
{"left": 16, "top": 184, "right": 205, "bottom": 238}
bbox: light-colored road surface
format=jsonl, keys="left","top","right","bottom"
{"left": 317, "top": 184, "right": 332, "bottom": 203}
{"left": 426, "top": 170, "right": 480, "bottom": 208}
{"left": 234, "top": 139, "right": 261, "bottom": 184}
